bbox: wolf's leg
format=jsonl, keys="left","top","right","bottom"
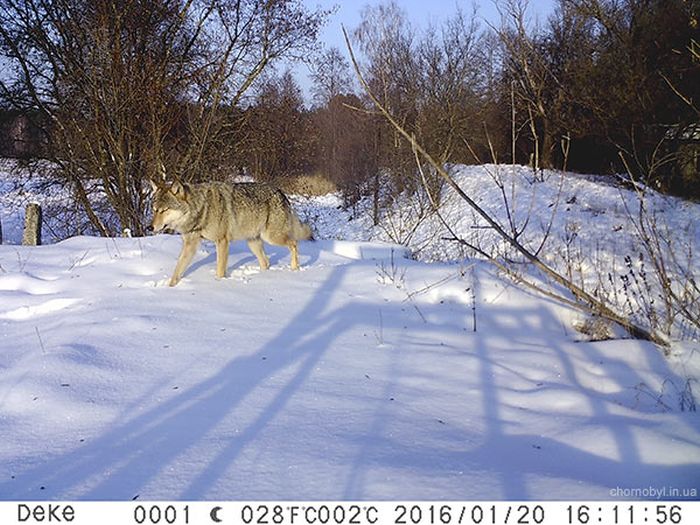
{"left": 262, "top": 231, "right": 299, "bottom": 270}
{"left": 215, "top": 238, "right": 229, "bottom": 278}
{"left": 169, "top": 234, "right": 199, "bottom": 286}
{"left": 247, "top": 238, "right": 270, "bottom": 270}
{"left": 288, "top": 241, "right": 299, "bottom": 270}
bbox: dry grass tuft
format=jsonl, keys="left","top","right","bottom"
{"left": 278, "top": 173, "right": 337, "bottom": 196}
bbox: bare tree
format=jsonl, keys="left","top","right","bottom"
{"left": 546, "top": 0, "right": 698, "bottom": 188}
{"left": 311, "top": 93, "right": 376, "bottom": 203}
{"left": 352, "top": 0, "right": 420, "bottom": 224}
{"left": 416, "top": 6, "right": 488, "bottom": 164}
{"left": 309, "top": 47, "right": 354, "bottom": 108}
{"left": 494, "top": 0, "right": 562, "bottom": 171}
{"left": 0, "top": 0, "right": 327, "bottom": 236}
{"left": 345, "top": 25, "right": 670, "bottom": 348}
{"left": 308, "top": 48, "right": 376, "bottom": 199}
{"left": 240, "top": 69, "right": 312, "bottom": 182}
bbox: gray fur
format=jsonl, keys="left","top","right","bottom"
{"left": 150, "top": 180, "right": 313, "bottom": 286}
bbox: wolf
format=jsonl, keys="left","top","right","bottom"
{"left": 149, "top": 179, "right": 313, "bottom": 287}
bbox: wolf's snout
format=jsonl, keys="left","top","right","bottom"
{"left": 148, "top": 221, "right": 167, "bottom": 234}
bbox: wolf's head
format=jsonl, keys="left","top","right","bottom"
{"left": 148, "top": 180, "right": 190, "bottom": 234}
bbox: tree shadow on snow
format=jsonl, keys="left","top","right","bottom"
{"left": 1, "top": 261, "right": 698, "bottom": 500}
{"left": 184, "top": 239, "right": 320, "bottom": 278}
{"left": 339, "top": 269, "right": 700, "bottom": 500}
{"left": 0, "top": 260, "right": 347, "bottom": 500}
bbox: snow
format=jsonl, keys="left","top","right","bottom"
{"left": 1, "top": 162, "right": 699, "bottom": 501}
{"left": 293, "top": 164, "right": 700, "bottom": 340}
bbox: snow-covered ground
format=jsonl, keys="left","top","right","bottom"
{"left": 1, "top": 162, "right": 699, "bottom": 500}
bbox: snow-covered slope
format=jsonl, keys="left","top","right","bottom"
{"left": 293, "top": 164, "right": 699, "bottom": 264}
{"left": 293, "top": 164, "right": 700, "bottom": 341}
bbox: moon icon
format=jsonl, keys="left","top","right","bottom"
{"left": 210, "top": 506, "right": 223, "bottom": 523}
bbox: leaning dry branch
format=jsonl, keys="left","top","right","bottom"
{"left": 618, "top": 153, "right": 700, "bottom": 336}
{"left": 414, "top": 145, "right": 596, "bottom": 315}
{"left": 342, "top": 27, "right": 668, "bottom": 349}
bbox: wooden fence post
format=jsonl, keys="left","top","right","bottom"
{"left": 22, "top": 202, "right": 42, "bottom": 246}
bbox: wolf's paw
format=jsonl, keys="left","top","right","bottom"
{"left": 145, "top": 276, "right": 178, "bottom": 287}
{"left": 230, "top": 267, "right": 257, "bottom": 282}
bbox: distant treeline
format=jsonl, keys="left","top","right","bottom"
{"left": 0, "top": 1, "right": 697, "bottom": 236}
{"left": 238, "top": 0, "right": 699, "bottom": 200}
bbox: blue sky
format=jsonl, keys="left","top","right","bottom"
{"left": 292, "top": 0, "right": 557, "bottom": 100}
{"left": 307, "top": 0, "right": 556, "bottom": 48}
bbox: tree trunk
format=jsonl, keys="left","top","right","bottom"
{"left": 22, "top": 203, "right": 42, "bottom": 246}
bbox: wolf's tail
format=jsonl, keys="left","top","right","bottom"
{"left": 292, "top": 215, "right": 314, "bottom": 241}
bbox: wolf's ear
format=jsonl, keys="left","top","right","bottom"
{"left": 169, "top": 180, "right": 188, "bottom": 201}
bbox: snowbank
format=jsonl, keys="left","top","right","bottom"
{"left": 0, "top": 234, "right": 698, "bottom": 500}
{"left": 1, "top": 162, "right": 698, "bottom": 500}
